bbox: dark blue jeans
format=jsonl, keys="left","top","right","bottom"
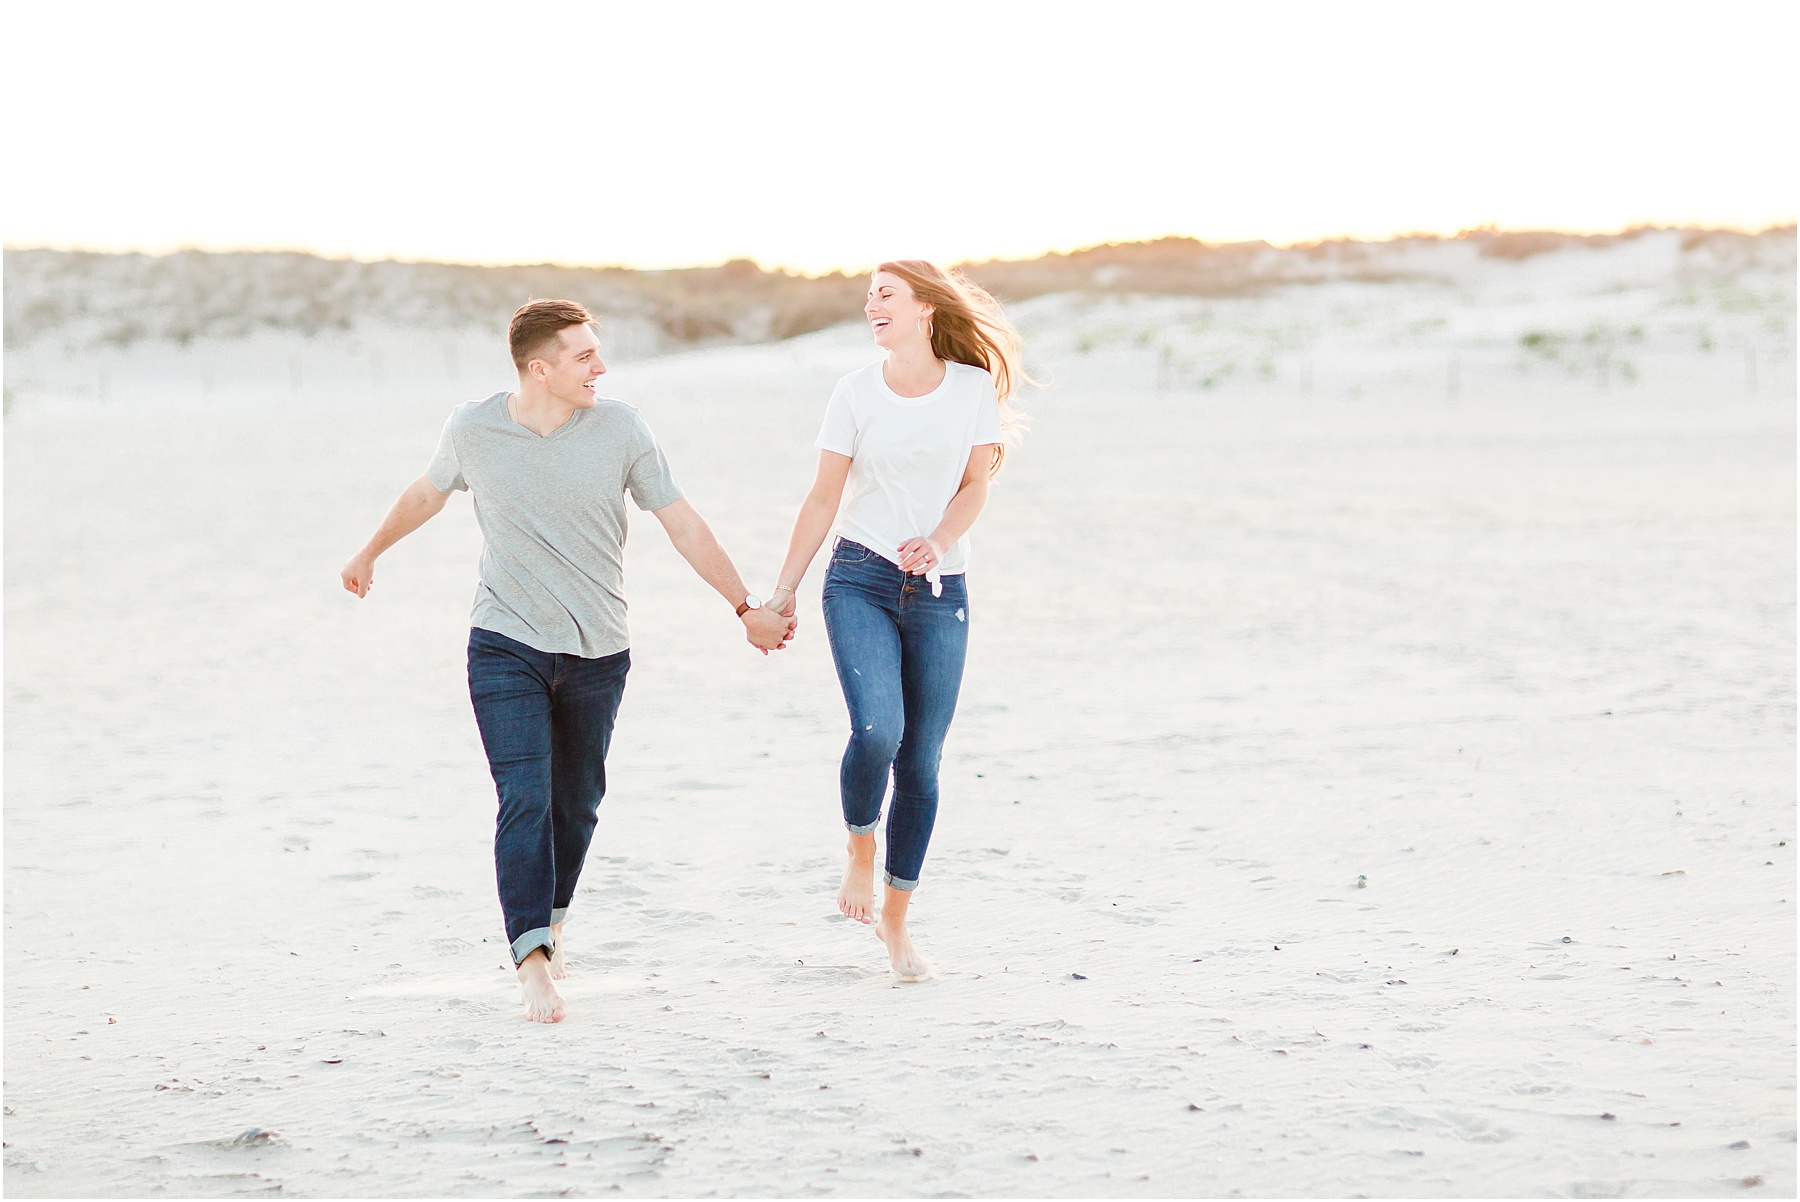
{"left": 821, "top": 539, "right": 970, "bottom": 890}
{"left": 466, "top": 627, "right": 629, "bottom": 966}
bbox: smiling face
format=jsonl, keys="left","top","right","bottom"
{"left": 527, "top": 323, "right": 606, "bottom": 408}
{"left": 866, "top": 271, "right": 934, "bottom": 351}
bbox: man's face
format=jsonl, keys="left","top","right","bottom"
{"left": 532, "top": 323, "right": 606, "bottom": 407}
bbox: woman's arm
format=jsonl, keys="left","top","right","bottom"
{"left": 770, "top": 450, "right": 853, "bottom": 613}
{"left": 897, "top": 444, "right": 999, "bottom": 575}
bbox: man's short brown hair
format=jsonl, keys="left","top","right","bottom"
{"left": 509, "top": 299, "right": 597, "bottom": 369}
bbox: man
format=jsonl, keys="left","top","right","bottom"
{"left": 340, "top": 299, "right": 793, "bottom": 1023}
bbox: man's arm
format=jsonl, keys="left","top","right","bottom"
{"left": 651, "top": 497, "right": 795, "bottom": 653}
{"left": 341, "top": 474, "right": 450, "bottom": 598}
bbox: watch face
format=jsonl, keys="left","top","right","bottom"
{"left": 744, "top": 594, "right": 762, "bottom": 610}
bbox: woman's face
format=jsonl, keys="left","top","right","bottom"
{"left": 865, "top": 271, "right": 932, "bottom": 350}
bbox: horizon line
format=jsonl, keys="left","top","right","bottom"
{"left": 6, "top": 220, "right": 1795, "bottom": 279}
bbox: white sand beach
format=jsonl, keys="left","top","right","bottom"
{"left": 4, "top": 231, "right": 1795, "bottom": 1196}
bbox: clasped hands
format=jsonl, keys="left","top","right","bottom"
{"left": 742, "top": 588, "right": 798, "bottom": 654}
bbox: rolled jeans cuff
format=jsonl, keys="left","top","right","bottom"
{"left": 884, "top": 872, "right": 919, "bottom": 892}
{"left": 510, "top": 926, "right": 555, "bottom": 967}
{"left": 549, "top": 907, "right": 569, "bottom": 926}
{"left": 846, "top": 819, "right": 880, "bottom": 835}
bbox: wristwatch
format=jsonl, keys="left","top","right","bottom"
{"left": 735, "top": 594, "right": 763, "bottom": 617}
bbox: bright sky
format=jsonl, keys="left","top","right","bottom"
{"left": 5, "top": 1, "right": 1793, "bottom": 274}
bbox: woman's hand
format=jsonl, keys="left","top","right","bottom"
{"left": 896, "top": 537, "right": 944, "bottom": 575}
{"left": 767, "top": 587, "right": 798, "bottom": 619}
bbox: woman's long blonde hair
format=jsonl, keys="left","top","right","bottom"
{"left": 878, "top": 259, "right": 1032, "bottom": 474}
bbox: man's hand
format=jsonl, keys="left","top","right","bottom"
{"left": 342, "top": 553, "right": 377, "bottom": 598}
{"left": 341, "top": 476, "right": 449, "bottom": 601}
{"left": 743, "top": 607, "right": 797, "bottom": 654}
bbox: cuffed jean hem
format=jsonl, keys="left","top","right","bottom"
{"left": 549, "top": 907, "right": 569, "bottom": 926}
{"left": 510, "top": 927, "right": 555, "bottom": 967}
{"left": 846, "top": 819, "right": 881, "bottom": 835}
{"left": 884, "top": 872, "right": 920, "bottom": 891}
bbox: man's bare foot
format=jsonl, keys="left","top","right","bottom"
{"left": 838, "top": 834, "right": 876, "bottom": 924}
{"left": 548, "top": 923, "right": 567, "bottom": 980}
{"left": 517, "top": 950, "right": 566, "bottom": 1022}
{"left": 874, "top": 884, "right": 932, "bottom": 982}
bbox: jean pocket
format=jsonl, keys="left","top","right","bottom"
{"left": 831, "top": 539, "right": 875, "bottom": 565}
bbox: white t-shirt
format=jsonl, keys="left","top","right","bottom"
{"left": 814, "top": 359, "right": 1005, "bottom": 576}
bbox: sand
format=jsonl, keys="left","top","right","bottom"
{"left": 4, "top": 238, "right": 1795, "bottom": 1196}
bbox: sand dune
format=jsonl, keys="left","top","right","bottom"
{"left": 3, "top": 238, "right": 1794, "bottom": 1196}
{"left": 5, "top": 226, "right": 1790, "bottom": 363}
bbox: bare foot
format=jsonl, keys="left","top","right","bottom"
{"left": 874, "top": 884, "right": 932, "bottom": 982}
{"left": 875, "top": 917, "right": 933, "bottom": 983}
{"left": 838, "top": 834, "right": 876, "bottom": 924}
{"left": 517, "top": 950, "right": 566, "bottom": 1022}
{"left": 548, "top": 923, "right": 567, "bottom": 980}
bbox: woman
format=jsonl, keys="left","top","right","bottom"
{"left": 769, "top": 260, "right": 1028, "bottom": 982}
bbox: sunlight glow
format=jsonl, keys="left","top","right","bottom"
{"left": 4, "top": 1, "right": 1793, "bottom": 272}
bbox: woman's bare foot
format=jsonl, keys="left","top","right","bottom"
{"left": 548, "top": 922, "right": 567, "bottom": 980}
{"left": 838, "top": 833, "right": 877, "bottom": 923}
{"left": 517, "top": 950, "right": 566, "bottom": 1022}
{"left": 874, "top": 884, "right": 933, "bottom": 982}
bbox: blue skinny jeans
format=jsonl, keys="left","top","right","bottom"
{"left": 820, "top": 538, "right": 970, "bottom": 890}
{"left": 466, "top": 627, "right": 629, "bottom": 966}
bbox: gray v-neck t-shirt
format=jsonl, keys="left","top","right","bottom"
{"left": 426, "top": 391, "right": 683, "bottom": 657}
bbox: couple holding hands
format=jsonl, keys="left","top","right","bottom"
{"left": 341, "top": 261, "right": 1028, "bottom": 1021}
